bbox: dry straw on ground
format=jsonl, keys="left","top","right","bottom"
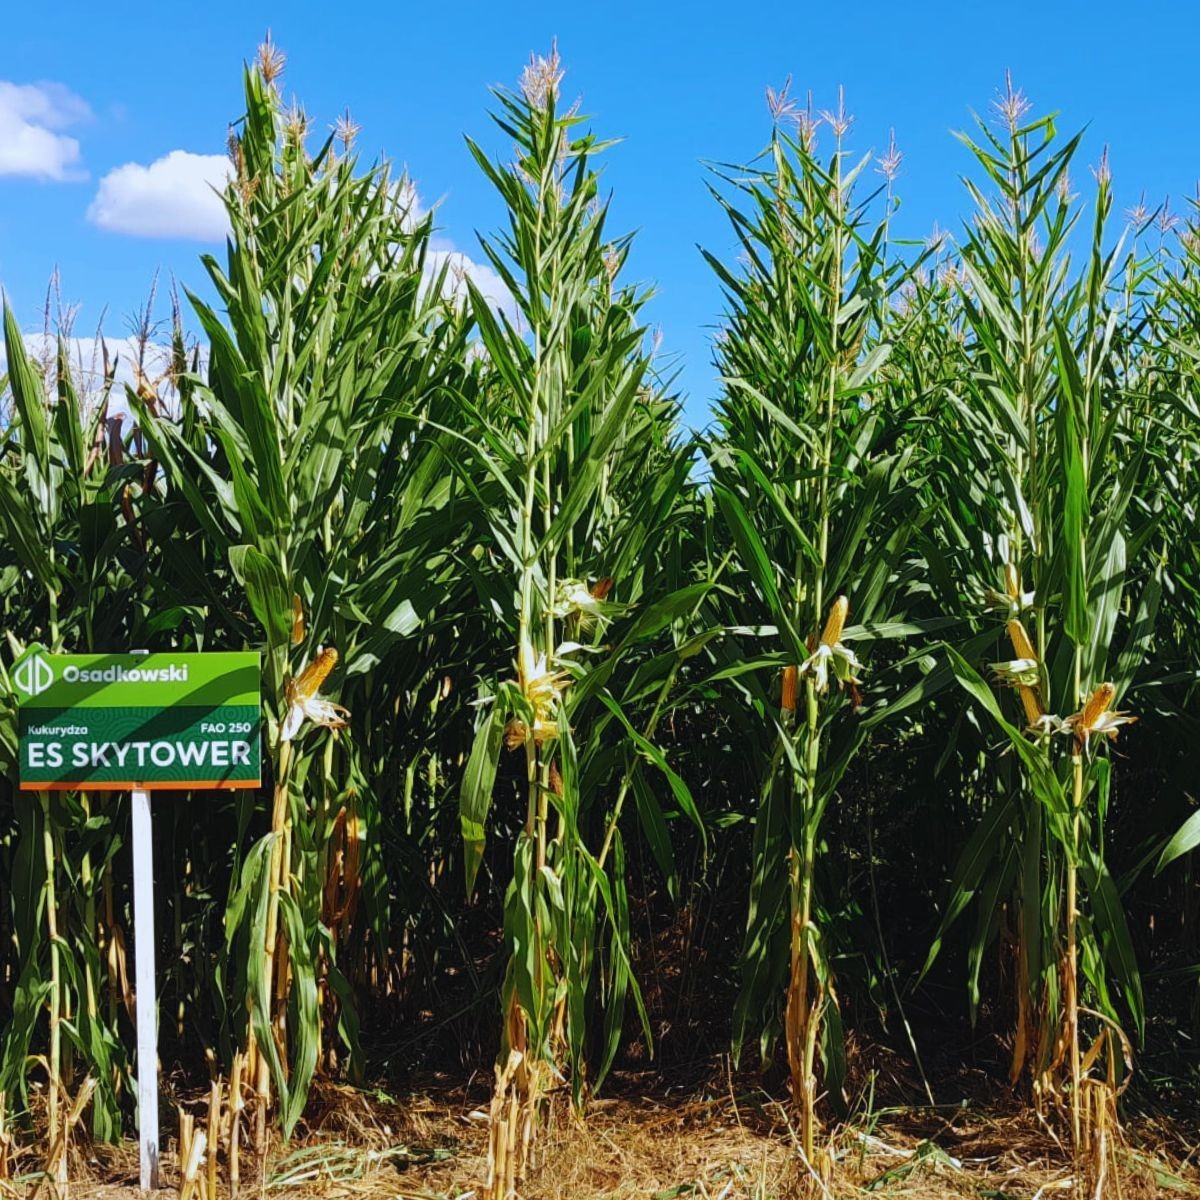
{"left": 4, "top": 1073, "right": 1195, "bottom": 1200}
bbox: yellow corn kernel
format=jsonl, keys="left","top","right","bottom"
{"left": 820, "top": 596, "right": 849, "bottom": 647}
{"left": 1004, "top": 562, "right": 1020, "bottom": 600}
{"left": 292, "top": 647, "right": 338, "bottom": 701}
{"left": 1006, "top": 619, "right": 1037, "bottom": 662}
{"left": 290, "top": 594, "right": 305, "bottom": 645}
{"left": 781, "top": 664, "right": 798, "bottom": 712}
{"left": 1077, "top": 682, "right": 1116, "bottom": 735}
{"left": 1017, "top": 685, "right": 1045, "bottom": 726}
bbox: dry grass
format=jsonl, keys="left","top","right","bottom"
{"left": 4, "top": 1070, "right": 1196, "bottom": 1200}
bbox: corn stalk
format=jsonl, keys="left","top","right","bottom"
{"left": 923, "top": 91, "right": 1157, "bottom": 1165}
{"left": 134, "top": 59, "right": 473, "bottom": 1139}
{"left": 704, "top": 101, "right": 931, "bottom": 1162}
{"left": 452, "top": 55, "right": 701, "bottom": 1198}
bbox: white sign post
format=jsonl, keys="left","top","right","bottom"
{"left": 132, "top": 784, "right": 159, "bottom": 1191}
{"left": 130, "top": 647, "right": 159, "bottom": 1192}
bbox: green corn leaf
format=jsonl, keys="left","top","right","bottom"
{"left": 459, "top": 703, "right": 505, "bottom": 896}
{"left": 921, "top": 791, "right": 1017, "bottom": 980}
{"left": 944, "top": 645, "right": 1068, "bottom": 825}
{"left": 277, "top": 893, "right": 320, "bottom": 1137}
{"left": 3, "top": 305, "right": 51, "bottom": 489}
{"left": 1156, "top": 809, "right": 1200, "bottom": 875}
{"left": 229, "top": 544, "right": 292, "bottom": 653}
{"left": 1080, "top": 844, "right": 1144, "bottom": 1039}
{"left": 1053, "top": 317, "right": 1089, "bottom": 647}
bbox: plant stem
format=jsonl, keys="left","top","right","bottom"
{"left": 256, "top": 736, "right": 293, "bottom": 1140}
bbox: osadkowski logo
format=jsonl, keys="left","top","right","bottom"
{"left": 14, "top": 654, "right": 54, "bottom": 699}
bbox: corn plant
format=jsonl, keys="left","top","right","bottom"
{"left": 1141, "top": 206, "right": 1200, "bottom": 733}
{"left": 703, "top": 99, "right": 932, "bottom": 1161}
{"left": 134, "top": 55, "right": 475, "bottom": 1138}
{"left": 1140, "top": 205, "right": 1200, "bottom": 889}
{"left": 451, "top": 53, "right": 703, "bottom": 1198}
{"left": 922, "top": 88, "right": 1161, "bottom": 1164}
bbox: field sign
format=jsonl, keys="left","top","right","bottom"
{"left": 14, "top": 650, "right": 261, "bottom": 791}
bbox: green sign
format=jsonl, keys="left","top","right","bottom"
{"left": 14, "top": 650, "right": 262, "bottom": 791}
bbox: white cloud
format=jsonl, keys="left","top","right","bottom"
{"left": 0, "top": 81, "right": 90, "bottom": 181}
{"left": 0, "top": 333, "right": 180, "bottom": 420}
{"left": 84, "top": 155, "right": 512, "bottom": 313}
{"left": 425, "top": 244, "right": 516, "bottom": 322}
{"left": 88, "top": 150, "right": 231, "bottom": 241}
{"left": 392, "top": 181, "right": 514, "bottom": 320}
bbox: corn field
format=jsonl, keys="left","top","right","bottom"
{"left": 1, "top": 47, "right": 1199, "bottom": 1200}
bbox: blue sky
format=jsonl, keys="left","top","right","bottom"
{"left": 2, "top": 1, "right": 1198, "bottom": 427}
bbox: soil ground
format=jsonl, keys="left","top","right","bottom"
{"left": 7, "top": 1067, "right": 1198, "bottom": 1200}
